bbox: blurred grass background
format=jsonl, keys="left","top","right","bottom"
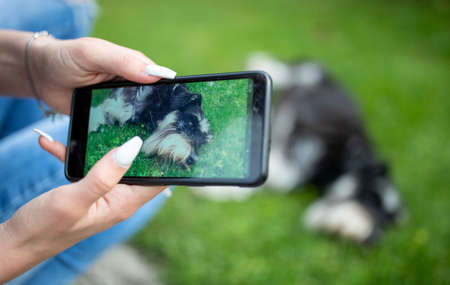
{"left": 93, "top": 0, "right": 450, "bottom": 284}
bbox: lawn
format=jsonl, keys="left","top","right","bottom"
{"left": 94, "top": 0, "right": 450, "bottom": 284}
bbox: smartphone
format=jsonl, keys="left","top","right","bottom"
{"left": 65, "top": 71, "right": 271, "bottom": 186}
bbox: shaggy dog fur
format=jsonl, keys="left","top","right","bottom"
{"left": 89, "top": 83, "right": 212, "bottom": 168}
{"left": 251, "top": 53, "right": 405, "bottom": 243}
{"left": 193, "top": 54, "right": 404, "bottom": 244}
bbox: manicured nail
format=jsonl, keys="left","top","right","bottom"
{"left": 145, "top": 64, "right": 176, "bottom": 79}
{"left": 33, "top": 128, "right": 54, "bottom": 142}
{"left": 163, "top": 188, "right": 173, "bottom": 197}
{"left": 113, "top": 136, "right": 143, "bottom": 167}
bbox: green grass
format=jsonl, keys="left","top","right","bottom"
{"left": 85, "top": 79, "right": 250, "bottom": 178}
{"left": 94, "top": 0, "right": 450, "bottom": 284}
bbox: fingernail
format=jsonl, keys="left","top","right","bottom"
{"left": 33, "top": 128, "right": 54, "bottom": 142}
{"left": 113, "top": 136, "right": 143, "bottom": 167}
{"left": 163, "top": 188, "right": 173, "bottom": 198}
{"left": 145, "top": 64, "right": 176, "bottom": 79}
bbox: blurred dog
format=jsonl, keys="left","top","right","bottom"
{"left": 194, "top": 54, "right": 404, "bottom": 244}
{"left": 89, "top": 83, "right": 212, "bottom": 168}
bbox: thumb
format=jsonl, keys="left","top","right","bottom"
{"left": 77, "top": 136, "right": 143, "bottom": 205}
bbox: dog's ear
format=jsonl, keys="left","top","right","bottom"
{"left": 190, "top": 93, "right": 202, "bottom": 106}
{"left": 170, "top": 84, "right": 189, "bottom": 97}
{"left": 169, "top": 84, "right": 202, "bottom": 110}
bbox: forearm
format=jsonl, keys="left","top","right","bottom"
{"left": 0, "top": 217, "right": 74, "bottom": 283}
{"left": 0, "top": 30, "right": 52, "bottom": 98}
{"left": 0, "top": 221, "right": 39, "bottom": 283}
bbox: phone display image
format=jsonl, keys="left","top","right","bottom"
{"left": 85, "top": 79, "right": 252, "bottom": 179}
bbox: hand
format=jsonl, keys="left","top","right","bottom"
{"left": 29, "top": 36, "right": 176, "bottom": 114}
{"left": 0, "top": 135, "right": 166, "bottom": 282}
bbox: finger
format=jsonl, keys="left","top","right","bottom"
{"left": 39, "top": 137, "right": 66, "bottom": 163}
{"left": 77, "top": 136, "right": 143, "bottom": 205}
{"left": 78, "top": 38, "right": 176, "bottom": 83}
{"left": 34, "top": 128, "right": 66, "bottom": 162}
{"left": 129, "top": 185, "right": 168, "bottom": 207}
{"left": 122, "top": 47, "right": 155, "bottom": 64}
{"left": 99, "top": 185, "right": 166, "bottom": 224}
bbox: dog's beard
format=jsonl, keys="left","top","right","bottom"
{"left": 199, "top": 116, "right": 211, "bottom": 136}
{"left": 142, "top": 111, "right": 193, "bottom": 167}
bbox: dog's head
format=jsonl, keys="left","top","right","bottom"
{"left": 169, "top": 84, "right": 212, "bottom": 164}
{"left": 176, "top": 107, "right": 212, "bottom": 158}
{"left": 141, "top": 83, "right": 213, "bottom": 168}
{"left": 169, "top": 84, "right": 203, "bottom": 110}
{"left": 142, "top": 110, "right": 212, "bottom": 168}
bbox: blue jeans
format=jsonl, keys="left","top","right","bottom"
{"left": 0, "top": 0, "right": 98, "bottom": 38}
{"left": 0, "top": 1, "right": 167, "bottom": 284}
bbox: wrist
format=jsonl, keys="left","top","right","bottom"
{"left": 28, "top": 33, "right": 58, "bottom": 100}
{"left": 0, "top": 221, "right": 36, "bottom": 283}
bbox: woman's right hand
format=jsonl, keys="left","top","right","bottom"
{"left": 0, "top": 136, "right": 166, "bottom": 283}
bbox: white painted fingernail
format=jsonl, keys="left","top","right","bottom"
{"left": 163, "top": 188, "right": 173, "bottom": 198}
{"left": 113, "top": 136, "right": 143, "bottom": 167}
{"left": 33, "top": 128, "right": 54, "bottom": 142}
{"left": 145, "top": 64, "right": 176, "bottom": 79}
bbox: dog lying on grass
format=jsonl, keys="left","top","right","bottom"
{"left": 88, "top": 83, "right": 212, "bottom": 168}
{"left": 193, "top": 53, "right": 404, "bottom": 244}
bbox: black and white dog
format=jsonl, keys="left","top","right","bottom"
{"left": 193, "top": 54, "right": 404, "bottom": 244}
{"left": 250, "top": 53, "right": 404, "bottom": 243}
{"left": 89, "top": 83, "right": 212, "bottom": 168}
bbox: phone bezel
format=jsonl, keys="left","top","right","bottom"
{"left": 65, "top": 71, "right": 271, "bottom": 186}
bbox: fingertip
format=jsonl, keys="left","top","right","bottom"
{"left": 112, "top": 136, "right": 143, "bottom": 168}
{"left": 38, "top": 135, "right": 50, "bottom": 148}
{"left": 117, "top": 60, "right": 162, "bottom": 84}
{"left": 136, "top": 72, "right": 162, "bottom": 84}
{"left": 33, "top": 128, "right": 54, "bottom": 142}
{"left": 82, "top": 136, "right": 144, "bottom": 199}
{"left": 145, "top": 64, "right": 177, "bottom": 79}
{"left": 146, "top": 75, "right": 163, "bottom": 83}
{"left": 38, "top": 136, "right": 67, "bottom": 162}
{"left": 37, "top": 134, "right": 55, "bottom": 153}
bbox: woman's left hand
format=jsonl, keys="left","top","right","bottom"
{"left": 29, "top": 36, "right": 176, "bottom": 114}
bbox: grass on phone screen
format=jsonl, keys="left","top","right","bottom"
{"left": 85, "top": 79, "right": 250, "bottom": 178}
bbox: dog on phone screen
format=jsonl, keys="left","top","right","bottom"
{"left": 193, "top": 53, "right": 404, "bottom": 244}
{"left": 88, "top": 83, "right": 212, "bottom": 168}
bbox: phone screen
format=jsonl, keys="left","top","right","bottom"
{"left": 84, "top": 78, "right": 254, "bottom": 179}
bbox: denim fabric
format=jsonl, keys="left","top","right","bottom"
{"left": 0, "top": 98, "right": 44, "bottom": 140}
{"left": 0, "top": 0, "right": 98, "bottom": 38}
{"left": 0, "top": 1, "right": 167, "bottom": 284}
